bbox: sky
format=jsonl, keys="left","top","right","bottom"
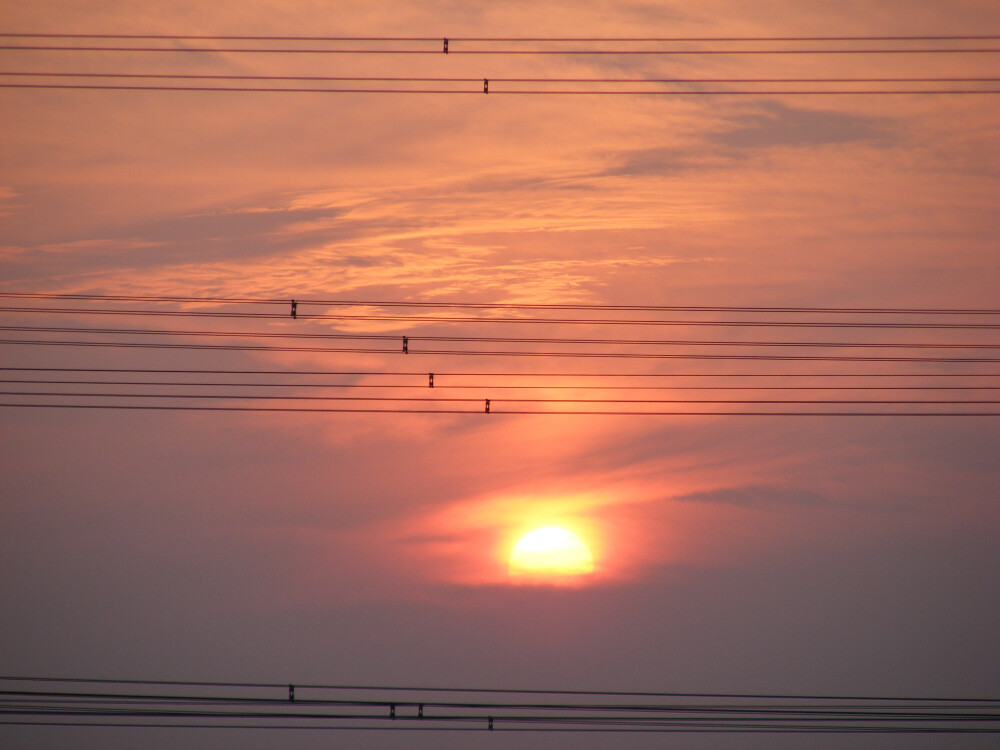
{"left": 1, "top": 1, "right": 999, "bottom": 748}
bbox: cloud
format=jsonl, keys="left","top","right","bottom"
{"left": 708, "top": 100, "right": 894, "bottom": 149}
{"left": 599, "top": 146, "right": 702, "bottom": 178}
{"left": 673, "top": 483, "right": 833, "bottom": 508}
{"left": 125, "top": 205, "right": 343, "bottom": 246}
{"left": 602, "top": 100, "right": 894, "bottom": 180}
{"left": 0, "top": 203, "right": 350, "bottom": 286}
{"left": 5, "top": 160, "right": 717, "bottom": 301}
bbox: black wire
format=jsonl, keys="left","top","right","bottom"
{"left": 2, "top": 404, "right": 997, "bottom": 416}
{"left": 1, "top": 702, "right": 998, "bottom": 732}
{"left": 4, "top": 72, "right": 1000, "bottom": 84}
{"left": 4, "top": 690, "right": 995, "bottom": 715}
{"left": 5, "top": 324, "right": 996, "bottom": 349}
{"left": 3, "top": 676, "right": 997, "bottom": 703}
{"left": 3, "top": 44, "right": 999, "bottom": 55}
{"left": 2, "top": 292, "right": 998, "bottom": 315}
{"left": 4, "top": 338, "right": 1000, "bottom": 361}
{"left": 3, "top": 34, "right": 999, "bottom": 41}
{"left": 1, "top": 709, "right": 995, "bottom": 729}
{"left": 4, "top": 720, "right": 998, "bottom": 733}
{"left": 3, "top": 392, "right": 996, "bottom": 405}
{"left": 10, "top": 688, "right": 997, "bottom": 717}
{"left": 3, "top": 690, "right": 999, "bottom": 723}
{"left": 4, "top": 367, "right": 999, "bottom": 378}
{"left": 3, "top": 696, "right": 995, "bottom": 714}
{"left": 3, "top": 701, "right": 994, "bottom": 722}
{"left": 1, "top": 72, "right": 996, "bottom": 96}
{"left": 5, "top": 379, "right": 998, "bottom": 391}
{"left": 5, "top": 83, "right": 998, "bottom": 94}
{"left": 5, "top": 306, "right": 1000, "bottom": 329}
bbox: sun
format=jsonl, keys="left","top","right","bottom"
{"left": 509, "top": 527, "right": 595, "bottom": 579}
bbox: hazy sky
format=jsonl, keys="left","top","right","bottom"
{"left": 2, "top": 1, "right": 999, "bottom": 748}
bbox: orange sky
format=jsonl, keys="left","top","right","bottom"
{"left": 2, "top": 2, "right": 999, "bottom": 748}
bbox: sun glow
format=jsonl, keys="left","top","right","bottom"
{"left": 509, "top": 527, "right": 595, "bottom": 580}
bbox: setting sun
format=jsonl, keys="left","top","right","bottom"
{"left": 509, "top": 527, "right": 595, "bottom": 579}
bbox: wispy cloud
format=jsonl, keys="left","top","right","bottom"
{"left": 708, "top": 100, "right": 894, "bottom": 149}
{"left": 673, "top": 484, "right": 833, "bottom": 508}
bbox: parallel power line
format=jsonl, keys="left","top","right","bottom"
{"left": 4, "top": 324, "right": 998, "bottom": 349}
{"left": 2, "top": 34, "right": 999, "bottom": 94}
{"left": 4, "top": 34, "right": 1000, "bottom": 40}
{"left": 6, "top": 379, "right": 999, "bottom": 391}
{"left": 3, "top": 294, "right": 997, "bottom": 416}
{"left": 4, "top": 391, "right": 997, "bottom": 404}
{"left": 6, "top": 339, "right": 1000, "bottom": 362}
{"left": 2, "top": 34, "right": 1000, "bottom": 54}
{"left": 5, "top": 306, "right": 1000, "bottom": 329}
{"left": 5, "top": 82, "right": 999, "bottom": 94}
{"left": 1, "top": 676, "right": 998, "bottom": 734}
{"left": 4, "top": 73, "right": 999, "bottom": 83}
{"left": 5, "top": 367, "right": 1000, "bottom": 377}
{"left": 4, "top": 292, "right": 999, "bottom": 314}
{"left": 6, "top": 674, "right": 1000, "bottom": 701}
{"left": 9, "top": 406, "right": 997, "bottom": 415}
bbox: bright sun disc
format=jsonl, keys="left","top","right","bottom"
{"left": 509, "top": 527, "right": 594, "bottom": 578}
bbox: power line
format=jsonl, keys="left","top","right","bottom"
{"left": 4, "top": 391, "right": 995, "bottom": 405}
{"left": 3, "top": 83, "right": 998, "bottom": 95}
{"left": 3, "top": 44, "right": 999, "bottom": 55}
{"left": 4, "top": 324, "right": 996, "bottom": 349}
{"left": 5, "top": 724, "right": 999, "bottom": 734}
{"left": 3, "top": 404, "right": 997, "bottom": 416}
{"left": 2, "top": 72, "right": 996, "bottom": 95}
{"left": 0, "top": 679, "right": 997, "bottom": 734}
{"left": 4, "top": 676, "right": 998, "bottom": 702}
{"left": 5, "top": 338, "right": 1000, "bottom": 361}
{"left": 8, "top": 710, "right": 992, "bottom": 725}
{"left": 4, "top": 84, "right": 997, "bottom": 95}
{"left": 4, "top": 72, "right": 999, "bottom": 84}
{"left": 6, "top": 695, "right": 995, "bottom": 716}
{"left": 3, "top": 292, "right": 998, "bottom": 315}
{"left": 5, "top": 306, "right": 1000, "bottom": 329}
{"left": 9, "top": 687, "right": 998, "bottom": 714}
{"left": 4, "top": 34, "right": 999, "bottom": 41}
{"left": 4, "top": 367, "right": 999, "bottom": 378}
{"left": 6, "top": 379, "right": 998, "bottom": 391}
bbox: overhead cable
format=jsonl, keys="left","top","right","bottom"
{"left": 4, "top": 367, "right": 1000, "bottom": 378}
{"left": 4, "top": 34, "right": 1000, "bottom": 42}
{"left": 3, "top": 44, "right": 999, "bottom": 55}
{"left": 3, "top": 292, "right": 998, "bottom": 315}
{"left": 4, "top": 338, "right": 1000, "bottom": 361}
{"left": 3, "top": 391, "right": 995, "bottom": 404}
{"left": 4, "top": 83, "right": 999, "bottom": 95}
{"left": 3, "top": 404, "right": 997, "bottom": 416}
{"left": 4, "top": 72, "right": 999, "bottom": 84}
{"left": 5, "top": 305, "right": 1000, "bottom": 329}
{"left": 5, "top": 378, "right": 998, "bottom": 391}
{"left": 4, "top": 675, "right": 999, "bottom": 701}
{"left": 3, "top": 324, "right": 996, "bottom": 349}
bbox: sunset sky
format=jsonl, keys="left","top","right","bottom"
{"left": 2, "top": 1, "right": 999, "bottom": 748}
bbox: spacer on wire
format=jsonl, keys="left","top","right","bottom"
{"left": 485, "top": 398, "right": 490, "bottom": 414}
{"left": 483, "top": 78, "right": 489, "bottom": 94}
{"left": 403, "top": 336, "right": 409, "bottom": 354}
{"left": 488, "top": 716, "right": 494, "bottom": 731}
{"left": 390, "top": 703, "right": 396, "bottom": 719}
{"left": 429, "top": 373, "right": 434, "bottom": 388}
{"left": 419, "top": 704, "right": 424, "bottom": 718}
{"left": 290, "top": 299, "right": 297, "bottom": 319}
{"left": 443, "top": 38, "right": 449, "bottom": 53}
{"left": 288, "top": 684, "right": 295, "bottom": 702}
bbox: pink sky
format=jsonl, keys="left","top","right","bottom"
{"left": 2, "top": 1, "right": 999, "bottom": 748}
